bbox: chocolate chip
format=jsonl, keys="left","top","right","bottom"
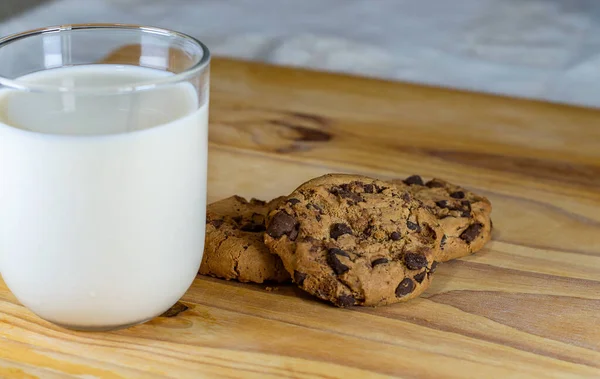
{"left": 363, "top": 184, "right": 374, "bottom": 193}
{"left": 266, "top": 211, "right": 298, "bottom": 239}
{"left": 294, "top": 270, "right": 307, "bottom": 285}
{"left": 337, "top": 294, "right": 355, "bottom": 307}
{"left": 329, "top": 247, "right": 350, "bottom": 258}
{"left": 209, "top": 219, "right": 224, "bottom": 228}
{"left": 404, "top": 253, "right": 428, "bottom": 270}
{"left": 401, "top": 192, "right": 411, "bottom": 202}
{"left": 375, "top": 185, "right": 386, "bottom": 193}
{"left": 330, "top": 223, "right": 353, "bottom": 239}
{"left": 460, "top": 223, "right": 483, "bottom": 243}
{"left": 395, "top": 278, "right": 415, "bottom": 297}
{"left": 371, "top": 257, "right": 389, "bottom": 267}
{"left": 435, "top": 200, "right": 448, "bottom": 208}
{"left": 429, "top": 261, "right": 439, "bottom": 274}
{"left": 422, "top": 224, "right": 437, "bottom": 240}
{"left": 403, "top": 175, "right": 424, "bottom": 186}
{"left": 329, "top": 187, "right": 363, "bottom": 204}
{"left": 414, "top": 271, "right": 426, "bottom": 284}
{"left": 327, "top": 248, "right": 350, "bottom": 275}
{"left": 240, "top": 223, "right": 266, "bottom": 233}
{"left": 440, "top": 235, "right": 447, "bottom": 249}
{"left": 288, "top": 227, "right": 299, "bottom": 241}
{"left": 406, "top": 220, "right": 421, "bottom": 232}
{"left": 232, "top": 215, "right": 243, "bottom": 224}
{"left": 390, "top": 231, "right": 401, "bottom": 240}
{"left": 490, "top": 219, "right": 494, "bottom": 230}
{"left": 426, "top": 180, "right": 445, "bottom": 188}
{"left": 363, "top": 224, "right": 374, "bottom": 237}
{"left": 442, "top": 200, "right": 469, "bottom": 213}
{"left": 287, "top": 198, "right": 301, "bottom": 205}
{"left": 460, "top": 202, "right": 471, "bottom": 217}
{"left": 316, "top": 214, "right": 322, "bottom": 221}
{"left": 450, "top": 191, "right": 465, "bottom": 199}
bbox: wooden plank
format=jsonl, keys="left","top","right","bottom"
{"left": 1, "top": 55, "right": 599, "bottom": 378}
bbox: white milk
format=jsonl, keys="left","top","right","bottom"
{"left": 0, "top": 65, "right": 208, "bottom": 329}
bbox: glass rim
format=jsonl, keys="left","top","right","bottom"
{"left": 0, "top": 23, "right": 211, "bottom": 94}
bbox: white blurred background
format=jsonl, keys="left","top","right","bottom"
{"left": 2, "top": 0, "right": 600, "bottom": 108}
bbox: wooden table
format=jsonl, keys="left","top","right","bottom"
{"left": 1, "top": 57, "right": 600, "bottom": 379}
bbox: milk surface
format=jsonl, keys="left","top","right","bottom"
{"left": 0, "top": 64, "right": 208, "bottom": 328}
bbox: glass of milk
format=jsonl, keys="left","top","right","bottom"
{"left": 0, "top": 24, "right": 210, "bottom": 331}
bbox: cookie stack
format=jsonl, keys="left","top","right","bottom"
{"left": 200, "top": 174, "right": 492, "bottom": 307}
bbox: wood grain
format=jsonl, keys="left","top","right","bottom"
{"left": 1, "top": 48, "right": 599, "bottom": 378}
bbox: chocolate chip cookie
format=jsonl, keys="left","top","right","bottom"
{"left": 393, "top": 175, "right": 492, "bottom": 262}
{"left": 200, "top": 196, "right": 291, "bottom": 283}
{"left": 264, "top": 174, "right": 442, "bottom": 307}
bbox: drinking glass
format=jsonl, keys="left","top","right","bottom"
{"left": 0, "top": 24, "right": 210, "bottom": 331}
